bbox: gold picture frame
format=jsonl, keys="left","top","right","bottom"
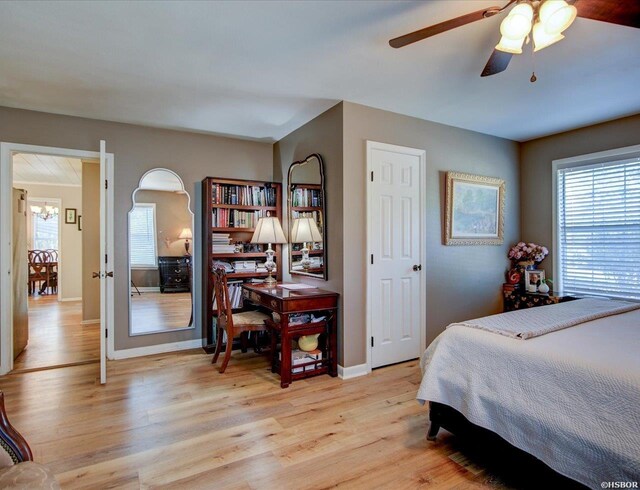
{"left": 445, "top": 171, "right": 505, "bottom": 246}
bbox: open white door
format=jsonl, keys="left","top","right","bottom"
{"left": 99, "top": 140, "right": 108, "bottom": 384}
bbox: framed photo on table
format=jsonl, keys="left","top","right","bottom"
{"left": 445, "top": 172, "right": 505, "bottom": 245}
{"left": 525, "top": 269, "right": 545, "bottom": 293}
{"left": 65, "top": 208, "right": 77, "bottom": 224}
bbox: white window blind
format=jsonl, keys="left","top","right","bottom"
{"left": 32, "top": 215, "right": 59, "bottom": 250}
{"left": 129, "top": 204, "right": 158, "bottom": 268}
{"left": 557, "top": 158, "right": 640, "bottom": 300}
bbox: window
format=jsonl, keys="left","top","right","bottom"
{"left": 555, "top": 150, "right": 640, "bottom": 300}
{"left": 32, "top": 213, "right": 59, "bottom": 250}
{"left": 129, "top": 203, "right": 158, "bottom": 268}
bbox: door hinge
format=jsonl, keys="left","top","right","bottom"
{"left": 370, "top": 254, "right": 374, "bottom": 265}
{"left": 371, "top": 336, "right": 374, "bottom": 347}
{"left": 105, "top": 179, "right": 108, "bottom": 190}
{"left": 370, "top": 171, "right": 374, "bottom": 182}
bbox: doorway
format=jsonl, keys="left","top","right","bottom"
{"left": 0, "top": 142, "right": 114, "bottom": 382}
{"left": 366, "top": 141, "right": 426, "bottom": 369}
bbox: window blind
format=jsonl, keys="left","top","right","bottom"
{"left": 129, "top": 204, "right": 157, "bottom": 268}
{"left": 557, "top": 158, "right": 640, "bottom": 300}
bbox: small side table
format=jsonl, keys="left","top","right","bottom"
{"left": 502, "top": 284, "right": 576, "bottom": 312}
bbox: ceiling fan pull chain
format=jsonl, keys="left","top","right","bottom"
{"left": 530, "top": 42, "right": 537, "bottom": 83}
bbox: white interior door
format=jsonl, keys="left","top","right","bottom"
{"left": 368, "top": 141, "right": 425, "bottom": 369}
{"left": 99, "top": 140, "right": 108, "bottom": 384}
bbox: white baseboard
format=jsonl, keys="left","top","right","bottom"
{"left": 60, "top": 297, "right": 82, "bottom": 302}
{"left": 81, "top": 319, "right": 100, "bottom": 325}
{"left": 338, "top": 363, "right": 369, "bottom": 380}
{"left": 111, "top": 339, "right": 202, "bottom": 360}
{"left": 134, "top": 287, "right": 160, "bottom": 293}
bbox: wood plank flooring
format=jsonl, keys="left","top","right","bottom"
{"left": 130, "top": 292, "right": 192, "bottom": 334}
{"left": 0, "top": 351, "right": 583, "bottom": 489}
{"left": 13, "top": 296, "right": 99, "bottom": 372}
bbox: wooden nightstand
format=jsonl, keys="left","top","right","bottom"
{"left": 502, "top": 284, "right": 576, "bottom": 312}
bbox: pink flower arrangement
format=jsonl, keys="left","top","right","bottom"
{"left": 508, "top": 242, "right": 549, "bottom": 263}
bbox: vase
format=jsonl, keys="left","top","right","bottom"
{"left": 538, "top": 282, "right": 550, "bottom": 294}
{"left": 298, "top": 334, "right": 320, "bottom": 352}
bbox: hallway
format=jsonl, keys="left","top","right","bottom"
{"left": 13, "top": 295, "right": 99, "bottom": 372}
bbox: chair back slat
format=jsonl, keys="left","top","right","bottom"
{"left": 212, "top": 267, "right": 233, "bottom": 324}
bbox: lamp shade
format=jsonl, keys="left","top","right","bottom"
{"left": 178, "top": 227, "right": 193, "bottom": 239}
{"left": 533, "top": 22, "right": 564, "bottom": 52}
{"left": 539, "top": 0, "right": 577, "bottom": 35}
{"left": 250, "top": 217, "right": 287, "bottom": 244}
{"left": 499, "top": 3, "right": 533, "bottom": 40}
{"left": 290, "top": 218, "right": 322, "bottom": 243}
{"left": 495, "top": 35, "right": 525, "bottom": 54}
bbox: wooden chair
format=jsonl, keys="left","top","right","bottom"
{"left": 43, "top": 250, "right": 58, "bottom": 294}
{"left": 27, "top": 250, "right": 49, "bottom": 295}
{"left": 211, "top": 267, "right": 270, "bottom": 373}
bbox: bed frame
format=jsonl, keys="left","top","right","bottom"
{"left": 0, "top": 392, "right": 33, "bottom": 464}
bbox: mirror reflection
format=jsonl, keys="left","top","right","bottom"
{"left": 288, "top": 154, "right": 327, "bottom": 279}
{"left": 129, "top": 169, "right": 194, "bottom": 335}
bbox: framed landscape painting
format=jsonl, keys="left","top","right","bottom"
{"left": 445, "top": 171, "right": 505, "bottom": 245}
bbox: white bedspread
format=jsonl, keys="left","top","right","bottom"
{"left": 452, "top": 298, "right": 640, "bottom": 339}
{"left": 417, "top": 306, "right": 640, "bottom": 488}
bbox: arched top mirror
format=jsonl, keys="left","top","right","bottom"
{"left": 287, "top": 154, "right": 327, "bottom": 280}
{"left": 128, "top": 168, "right": 195, "bottom": 336}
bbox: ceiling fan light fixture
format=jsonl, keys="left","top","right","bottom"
{"left": 496, "top": 35, "right": 525, "bottom": 54}
{"left": 500, "top": 3, "right": 534, "bottom": 40}
{"left": 532, "top": 21, "right": 564, "bottom": 51}
{"left": 539, "top": 0, "right": 577, "bottom": 35}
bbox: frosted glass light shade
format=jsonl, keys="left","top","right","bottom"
{"left": 496, "top": 35, "right": 525, "bottom": 54}
{"left": 533, "top": 22, "right": 564, "bottom": 52}
{"left": 539, "top": 0, "right": 577, "bottom": 34}
{"left": 290, "top": 218, "right": 322, "bottom": 243}
{"left": 500, "top": 3, "right": 533, "bottom": 40}
{"left": 30, "top": 205, "right": 42, "bottom": 214}
{"left": 250, "top": 217, "right": 287, "bottom": 244}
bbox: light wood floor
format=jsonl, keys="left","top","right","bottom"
{"left": 0, "top": 352, "right": 582, "bottom": 489}
{"left": 130, "top": 292, "right": 192, "bottom": 334}
{"left": 13, "top": 296, "right": 99, "bottom": 372}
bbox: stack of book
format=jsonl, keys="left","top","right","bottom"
{"left": 233, "top": 260, "right": 256, "bottom": 272}
{"left": 212, "top": 233, "right": 235, "bottom": 253}
{"left": 279, "top": 349, "right": 323, "bottom": 373}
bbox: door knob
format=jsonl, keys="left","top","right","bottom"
{"left": 92, "top": 272, "right": 101, "bottom": 279}
{"left": 412, "top": 264, "right": 422, "bottom": 271}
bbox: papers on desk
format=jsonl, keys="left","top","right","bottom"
{"left": 280, "top": 283, "right": 317, "bottom": 290}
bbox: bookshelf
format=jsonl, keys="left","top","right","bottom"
{"left": 202, "top": 177, "right": 282, "bottom": 351}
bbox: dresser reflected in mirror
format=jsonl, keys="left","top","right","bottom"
{"left": 128, "top": 168, "right": 194, "bottom": 335}
{"left": 288, "top": 154, "right": 327, "bottom": 280}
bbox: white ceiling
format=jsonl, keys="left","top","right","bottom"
{"left": 1, "top": 1, "right": 639, "bottom": 142}
{"left": 13, "top": 153, "right": 82, "bottom": 186}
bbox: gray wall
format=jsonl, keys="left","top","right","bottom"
{"left": 0, "top": 106, "right": 273, "bottom": 351}
{"left": 520, "top": 113, "right": 640, "bottom": 277}
{"left": 273, "top": 103, "right": 345, "bottom": 362}
{"left": 342, "top": 102, "right": 520, "bottom": 366}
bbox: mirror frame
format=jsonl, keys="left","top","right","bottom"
{"left": 128, "top": 168, "right": 195, "bottom": 336}
{"left": 287, "top": 153, "right": 328, "bottom": 280}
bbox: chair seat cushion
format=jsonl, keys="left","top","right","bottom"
{"left": 231, "top": 310, "right": 270, "bottom": 326}
{"left": 0, "top": 462, "right": 60, "bottom": 489}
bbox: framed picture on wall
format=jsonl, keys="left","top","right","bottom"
{"left": 65, "top": 208, "right": 77, "bottom": 224}
{"left": 444, "top": 171, "right": 505, "bottom": 246}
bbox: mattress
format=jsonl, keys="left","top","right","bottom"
{"left": 417, "top": 307, "right": 640, "bottom": 488}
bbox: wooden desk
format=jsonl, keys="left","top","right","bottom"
{"left": 242, "top": 283, "right": 339, "bottom": 388}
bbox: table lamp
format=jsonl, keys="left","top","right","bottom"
{"left": 178, "top": 227, "right": 193, "bottom": 255}
{"left": 290, "top": 217, "right": 322, "bottom": 271}
{"left": 250, "top": 217, "right": 287, "bottom": 285}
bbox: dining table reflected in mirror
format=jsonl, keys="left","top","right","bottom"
{"left": 288, "top": 154, "right": 327, "bottom": 280}
{"left": 128, "top": 168, "right": 195, "bottom": 335}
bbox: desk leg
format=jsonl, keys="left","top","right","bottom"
{"left": 329, "top": 312, "right": 338, "bottom": 377}
{"left": 280, "top": 317, "right": 292, "bottom": 389}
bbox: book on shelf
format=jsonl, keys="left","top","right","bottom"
{"left": 212, "top": 245, "right": 236, "bottom": 253}
{"left": 233, "top": 260, "right": 257, "bottom": 272}
{"left": 211, "top": 209, "right": 272, "bottom": 228}
{"left": 212, "top": 280, "right": 244, "bottom": 310}
{"left": 210, "top": 183, "right": 277, "bottom": 207}
{"left": 291, "top": 187, "right": 323, "bottom": 208}
{"left": 212, "top": 233, "right": 232, "bottom": 243}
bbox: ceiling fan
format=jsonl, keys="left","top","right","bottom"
{"left": 389, "top": 0, "right": 640, "bottom": 79}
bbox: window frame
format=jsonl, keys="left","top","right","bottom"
{"left": 552, "top": 144, "right": 640, "bottom": 299}
{"left": 128, "top": 202, "right": 158, "bottom": 270}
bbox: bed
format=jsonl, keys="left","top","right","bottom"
{"left": 417, "top": 298, "right": 640, "bottom": 488}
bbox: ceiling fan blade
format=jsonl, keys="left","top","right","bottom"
{"left": 389, "top": 6, "right": 503, "bottom": 48}
{"left": 573, "top": 0, "right": 640, "bottom": 29}
{"left": 480, "top": 49, "right": 513, "bottom": 77}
